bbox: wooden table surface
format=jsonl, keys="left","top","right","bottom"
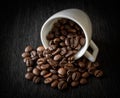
{"left": 0, "top": 1, "right": 119, "bottom": 98}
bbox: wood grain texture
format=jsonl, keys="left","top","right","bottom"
{"left": 0, "top": 1, "right": 120, "bottom": 98}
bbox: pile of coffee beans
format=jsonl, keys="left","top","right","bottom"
{"left": 21, "top": 18, "right": 103, "bottom": 90}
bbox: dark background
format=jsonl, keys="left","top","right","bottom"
{"left": 0, "top": 0, "right": 120, "bottom": 98}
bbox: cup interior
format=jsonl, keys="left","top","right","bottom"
{"left": 41, "top": 17, "right": 89, "bottom": 59}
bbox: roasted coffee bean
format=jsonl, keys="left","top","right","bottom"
{"left": 46, "top": 32, "right": 54, "bottom": 40}
{"left": 70, "top": 37, "right": 74, "bottom": 48}
{"left": 73, "top": 36, "right": 80, "bottom": 48}
{"left": 27, "top": 67, "right": 33, "bottom": 72}
{"left": 47, "top": 58, "right": 58, "bottom": 67}
{"left": 72, "top": 72, "right": 81, "bottom": 81}
{"left": 30, "top": 50, "right": 37, "bottom": 57}
{"left": 78, "top": 61, "right": 86, "bottom": 68}
{"left": 37, "top": 58, "right": 46, "bottom": 65}
{"left": 25, "top": 46, "right": 33, "bottom": 52}
{"left": 52, "top": 48, "right": 61, "bottom": 55}
{"left": 48, "top": 45, "right": 57, "bottom": 51}
{"left": 25, "top": 72, "right": 34, "bottom": 80}
{"left": 44, "top": 77, "right": 53, "bottom": 84}
{"left": 37, "top": 46, "right": 45, "bottom": 52}
{"left": 80, "top": 37, "right": 85, "bottom": 46}
{"left": 82, "top": 72, "right": 89, "bottom": 78}
{"left": 58, "top": 68, "right": 66, "bottom": 76}
{"left": 43, "top": 72, "right": 52, "bottom": 78}
{"left": 40, "top": 64, "right": 50, "bottom": 70}
{"left": 67, "top": 68, "right": 78, "bottom": 75}
{"left": 51, "top": 74, "right": 59, "bottom": 80}
{"left": 49, "top": 40, "right": 54, "bottom": 46}
{"left": 93, "top": 62, "right": 100, "bottom": 67}
{"left": 33, "top": 76, "right": 40, "bottom": 84}
{"left": 68, "top": 56, "right": 74, "bottom": 61}
{"left": 53, "top": 38, "right": 61, "bottom": 44}
{"left": 75, "top": 44, "right": 81, "bottom": 50}
{"left": 80, "top": 78, "right": 88, "bottom": 84}
{"left": 88, "top": 67, "right": 96, "bottom": 74}
{"left": 40, "top": 70, "right": 48, "bottom": 76}
{"left": 58, "top": 81, "right": 67, "bottom": 90}
{"left": 68, "top": 29, "right": 76, "bottom": 33}
{"left": 71, "top": 81, "right": 79, "bottom": 87}
{"left": 87, "top": 62, "right": 92, "bottom": 69}
{"left": 25, "top": 57, "right": 33, "bottom": 67}
{"left": 54, "top": 54, "right": 62, "bottom": 61}
{"left": 36, "top": 65, "right": 41, "bottom": 70}
{"left": 58, "top": 74, "right": 64, "bottom": 78}
{"left": 67, "top": 75, "right": 72, "bottom": 83}
{"left": 65, "top": 38, "right": 70, "bottom": 46}
{"left": 65, "top": 51, "right": 74, "bottom": 58}
{"left": 59, "top": 58, "right": 67, "bottom": 67}
{"left": 21, "top": 52, "right": 30, "bottom": 58}
{"left": 94, "top": 70, "right": 103, "bottom": 77}
{"left": 37, "top": 51, "right": 43, "bottom": 57}
{"left": 60, "top": 47, "right": 67, "bottom": 55}
{"left": 51, "top": 80, "right": 59, "bottom": 88}
{"left": 33, "top": 68, "right": 40, "bottom": 76}
{"left": 50, "top": 69, "right": 57, "bottom": 74}
{"left": 23, "top": 57, "right": 30, "bottom": 63}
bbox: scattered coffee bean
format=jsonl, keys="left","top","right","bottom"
{"left": 54, "top": 54, "right": 62, "bottom": 61}
{"left": 58, "top": 68, "right": 66, "bottom": 76}
{"left": 72, "top": 72, "right": 81, "bottom": 81}
{"left": 80, "top": 78, "right": 88, "bottom": 84}
{"left": 58, "top": 81, "right": 67, "bottom": 90}
{"left": 82, "top": 72, "right": 89, "bottom": 78}
{"left": 71, "top": 81, "right": 79, "bottom": 87}
{"left": 51, "top": 80, "right": 59, "bottom": 88}
{"left": 37, "top": 46, "right": 45, "bottom": 52}
{"left": 43, "top": 72, "right": 52, "bottom": 78}
{"left": 33, "top": 76, "right": 40, "bottom": 84}
{"left": 94, "top": 70, "right": 103, "bottom": 77}
{"left": 33, "top": 68, "right": 40, "bottom": 76}
{"left": 22, "top": 52, "right": 30, "bottom": 58}
{"left": 27, "top": 67, "right": 33, "bottom": 72}
{"left": 44, "top": 77, "right": 53, "bottom": 84}
{"left": 25, "top": 72, "right": 34, "bottom": 80}
{"left": 40, "top": 70, "right": 48, "bottom": 76}
{"left": 25, "top": 46, "right": 33, "bottom": 52}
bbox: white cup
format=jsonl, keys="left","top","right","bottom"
{"left": 40, "top": 8, "right": 99, "bottom": 62}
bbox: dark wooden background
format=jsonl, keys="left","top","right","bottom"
{"left": 0, "top": 0, "right": 120, "bottom": 98}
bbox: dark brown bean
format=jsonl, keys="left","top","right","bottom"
{"left": 54, "top": 54, "right": 62, "bottom": 61}
{"left": 94, "top": 70, "right": 103, "bottom": 77}
{"left": 48, "top": 45, "right": 57, "bottom": 51}
{"left": 30, "top": 50, "right": 37, "bottom": 58}
{"left": 73, "top": 36, "right": 80, "bottom": 48}
{"left": 47, "top": 58, "right": 58, "bottom": 67}
{"left": 37, "top": 58, "right": 46, "bottom": 65}
{"left": 43, "top": 73, "right": 52, "bottom": 78}
{"left": 72, "top": 72, "right": 81, "bottom": 81}
{"left": 50, "top": 69, "right": 57, "bottom": 74}
{"left": 65, "top": 51, "right": 74, "bottom": 58}
{"left": 37, "top": 46, "right": 45, "bottom": 52}
{"left": 80, "top": 78, "right": 88, "bottom": 84}
{"left": 67, "top": 75, "right": 72, "bottom": 83}
{"left": 68, "top": 29, "right": 76, "bottom": 33}
{"left": 78, "top": 61, "right": 86, "bottom": 68}
{"left": 60, "top": 47, "right": 67, "bottom": 55}
{"left": 46, "top": 32, "right": 54, "bottom": 40}
{"left": 59, "top": 42, "right": 66, "bottom": 47}
{"left": 40, "top": 64, "right": 50, "bottom": 70}
{"left": 71, "top": 81, "right": 79, "bottom": 87}
{"left": 44, "top": 77, "right": 53, "bottom": 84}
{"left": 25, "top": 46, "right": 33, "bottom": 52}
{"left": 53, "top": 38, "right": 61, "bottom": 44}
{"left": 80, "top": 37, "right": 85, "bottom": 46}
{"left": 75, "top": 44, "right": 81, "bottom": 50}
{"left": 25, "top": 72, "right": 34, "bottom": 80}
{"left": 21, "top": 52, "right": 30, "bottom": 58}
{"left": 58, "top": 81, "right": 67, "bottom": 90}
{"left": 33, "top": 76, "right": 40, "bottom": 83}
{"left": 82, "top": 72, "right": 89, "bottom": 78}
{"left": 88, "top": 67, "right": 96, "bottom": 74}
{"left": 65, "top": 38, "right": 70, "bottom": 46}
{"left": 60, "top": 36, "right": 65, "bottom": 40}
{"left": 36, "top": 65, "right": 41, "bottom": 70}
{"left": 58, "top": 68, "right": 67, "bottom": 76}
{"left": 52, "top": 48, "right": 61, "bottom": 55}
{"left": 33, "top": 68, "right": 40, "bottom": 76}
{"left": 25, "top": 58, "right": 33, "bottom": 67}
{"left": 51, "top": 74, "right": 59, "bottom": 80}
{"left": 40, "top": 70, "right": 48, "bottom": 76}
{"left": 27, "top": 67, "right": 33, "bottom": 72}
{"left": 51, "top": 80, "right": 59, "bottom": 88}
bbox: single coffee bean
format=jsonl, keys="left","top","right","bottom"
{"left": 80, "top": 37, "right": 85, "bottom": 46}
{"left": 65, "top": 51, "right": 74, "bottom": 58}
{"left": 94, "top": 70, "right": 103, "bottom": 77}
{"left": 48, "top": 45, "right": 57, "bottom": 51}
{"left": 53, "top": 38, "right": 61, "bottom": 44}
{"left": 21, "top": 52, "right": 30, "bottom": 58}
{"left": 60, "top": 36, "right": 65, "bottom": 40}
{"left": 43, "top": 48, "right": 51, "bottom": 56}
{"left": 25, "top": 46, "right": 33, "bottom": 52}
{"left": 68, "top": 29, "right": 76, "bottom": 33}
{"left": 52, "top": 48, "right": 61, "bottom": 56}
{"left": 73, "top": 36, "right": 80, "bottom": 48}
{"left": 60, "top": 47, "right": 67, "bottom": 55}
{"left": 27, "top": 67, "right": 33, "bottom": 72}
{"left": 37, "top": 58, "right": 46, "bottom": 65}
{"left": 40, "top": 70, "right": 48, "bottom": 76}
{"left": 93, "top": 62, "right": 100, "bottom": 68}
{"left": 58, "top": 81, "right": 67, "bottom": 90}
{"left": 78, "top": 61, "right": 86, "bottom": 68}
{"left": 37, "top": 46, "right": 45, "bottom": 52}
{"left": 75, "top": 44, "right": 81, "bottom": 50}
{"left": 80, "top": 78, "right": 88, "bottom": 84}
{"left": 72, "top": 72, "right": 81, "bottom": 81}
{"left": 30, "top": 50, "right": 37, "bottom": 58}
{"left": 37, "top": 51, "right": 43, "bottom": 57}
{"left": 33, "top": 76, "right": 40, "bottom": 84}
{"left": 47, "top": 58, "right": 58, "bottom": 67}
{"left": 58, "top": 68, "right": 67, "bottom": 76}
{"left": 54, "top": 54, "right": 62, "bottom": 61}
{"left": 51, "top": 74, "right": 59, "bottom": 80}
{"left": 51, "top": 80, "right": 59, "bottom": 88}
{"left": 40, "top": 64, "right": 50, "bottom": 70}
{"left": 23, "top": 57, "right": 30, "bottom": 62}
{"left": 82, "top": 72, "right": 89, "bottom": 78}
{"left": 70, "top": 37, "right": 74, "bottom": 48}
{"left": 88, "top": 67, "right": 96, "bottom": 74}
{"left": 65, "top": 38, "right": 70, "bottom": 46}
{"left": 44, "top": 77, "right": 53, "bottom": 84}
{"left": 25, "top": 72, "right": 34, "bottom": 80}
{"left": 43, "top": 72, "right": 52, "bottom": 78}
{"left": 71, "top": 81, "right": 79, "bottom": 87}
{"left": 67, "top": 75, "right": 72, "bottom": 83}
{"left": 58, "top": 74, "right": 64, "bottom": 78}
{"left": 59, "top": 42, "right": 66, "bottom": 47}
{"left": 87, "top": 62, "right": 92, "bottom": 69}
{"left": 33, "top": 68, "right": 40, "bottom": 76}
{"left": 25, "top": 58, "right": 33, "bottom": 67}
{"left": 36, "top": 65, "right": 42, "bottom": 70}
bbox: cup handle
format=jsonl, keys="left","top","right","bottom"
{"left": 84, "top": 40, "right": 99, "bottom": 62}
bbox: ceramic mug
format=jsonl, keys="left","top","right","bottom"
{"left": 40, "top": 8, "right": 99, "bottom": 62}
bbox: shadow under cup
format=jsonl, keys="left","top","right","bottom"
{"left": 41, "top": 17, "right": 89, "bottom": 60}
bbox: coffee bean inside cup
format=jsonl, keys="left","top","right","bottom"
{"left": 21, "top": 18, "right": 103, "bottom": 90}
